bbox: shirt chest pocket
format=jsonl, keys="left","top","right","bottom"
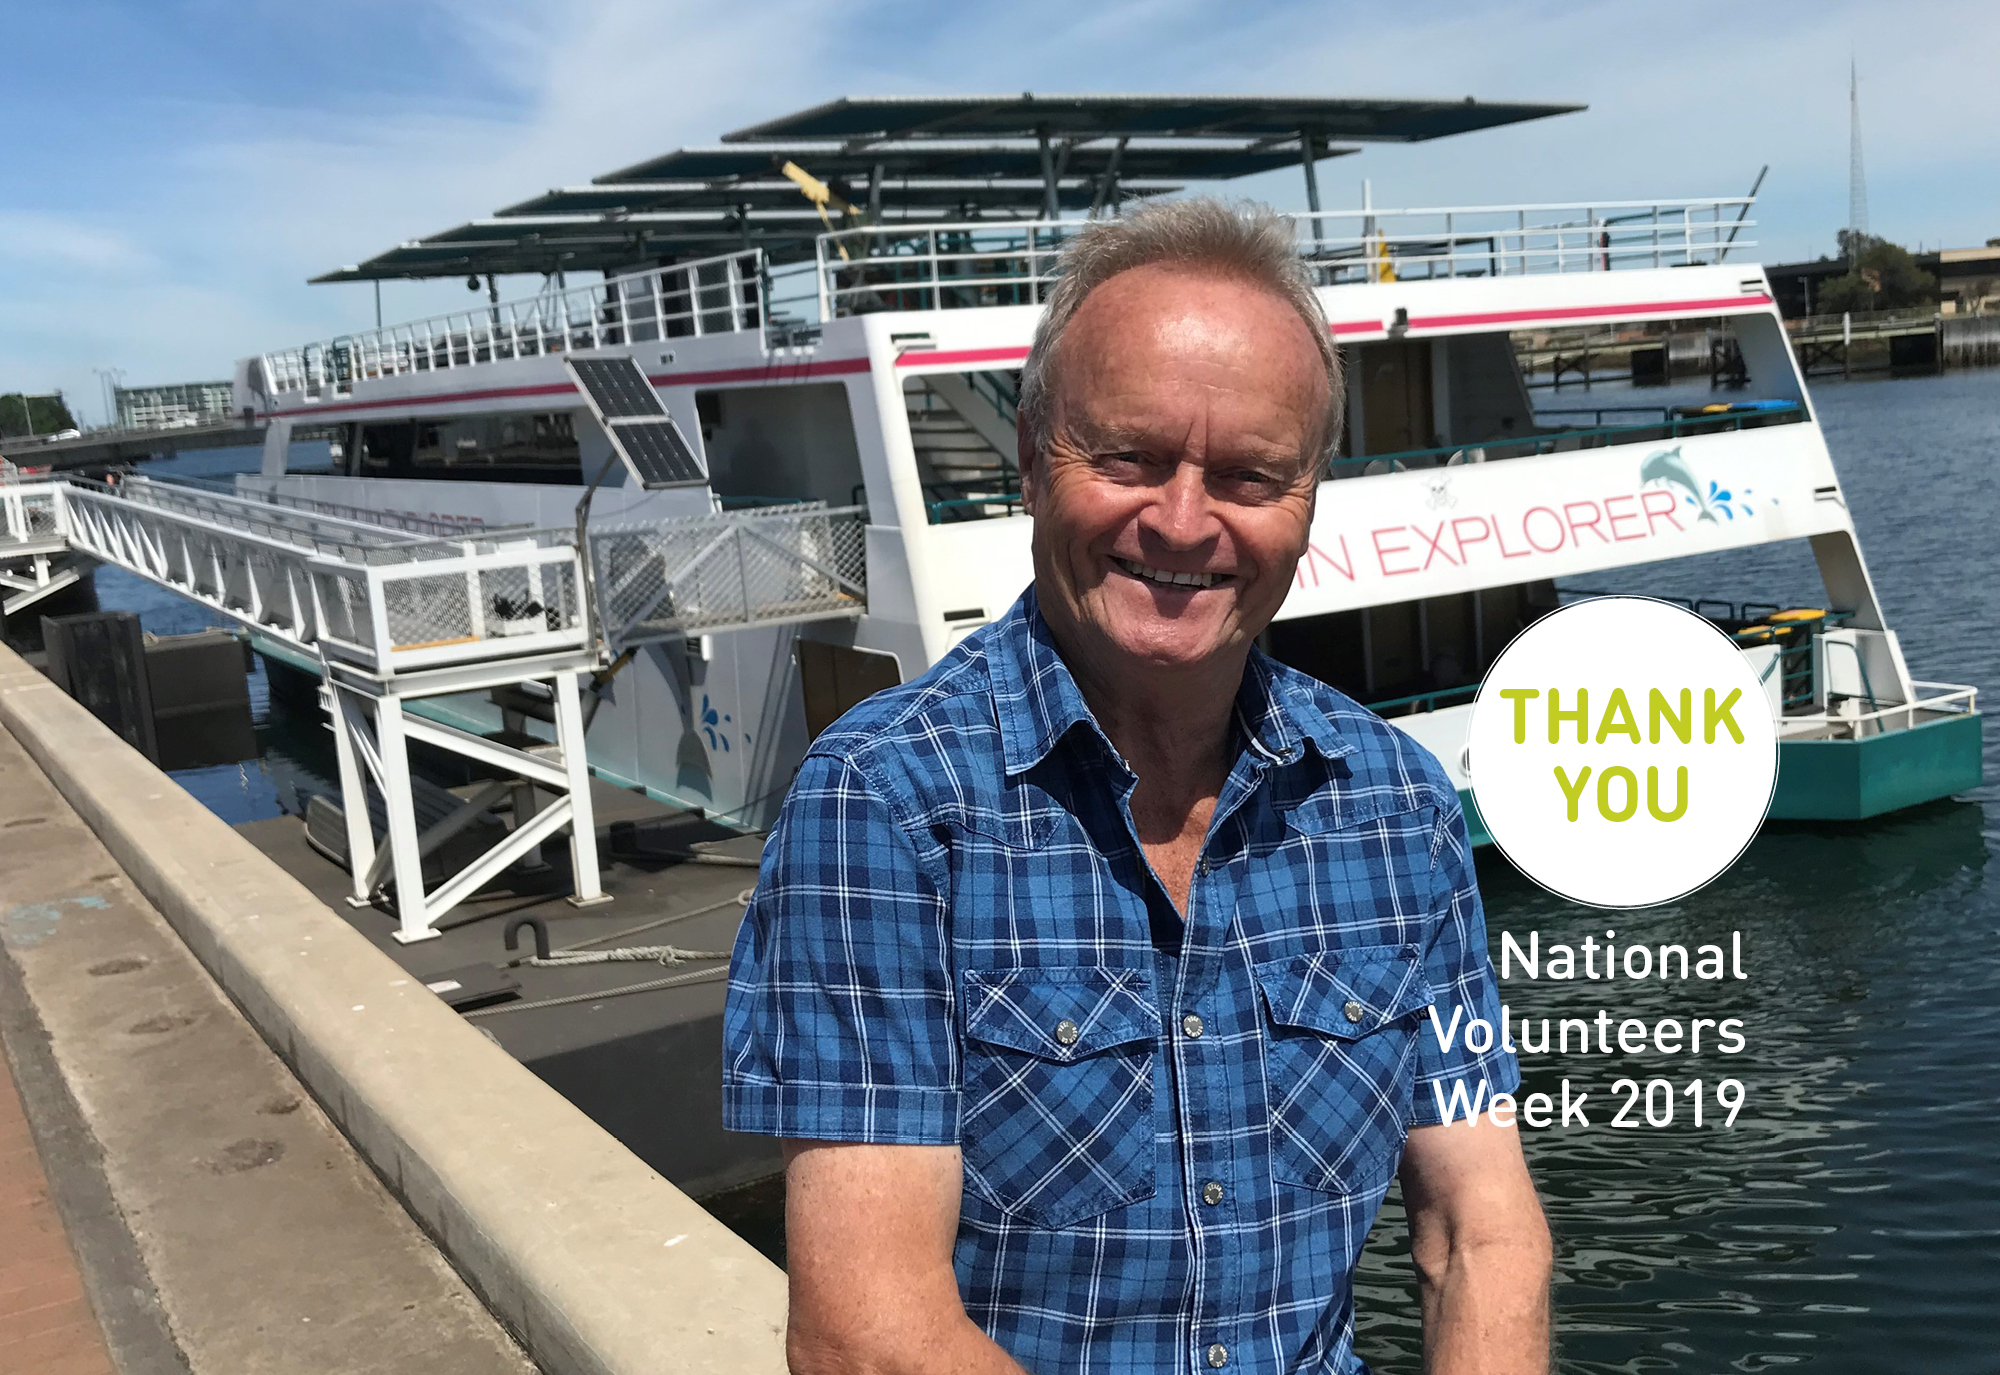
{"left": 1254, "top": 946, "right": 1435, "bottom": 1195}
{"left": 960, "top": 967, "right": 1158, "bottom": 1229}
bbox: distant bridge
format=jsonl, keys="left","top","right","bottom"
{"left": 0, "top": 417, "right": 267, "bottom": 472}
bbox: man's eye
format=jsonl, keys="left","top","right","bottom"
{"left": 1223, "top": 468, "right": 1281, "bottom": 488}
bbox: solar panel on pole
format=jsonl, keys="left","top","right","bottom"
{"left": 569, "top": 357, "right": 668, "bottom": 418}
{"left": 611, "top": 418, "right": 705, "bottom": 487}
{"left": 564, "top": 354, "right": 708, "bottom": 489}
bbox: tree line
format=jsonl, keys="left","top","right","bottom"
{"left": 1, "top": 393, "right": 78, "bottom": 439}
{"left": 1815, "top": 232, "right": 1938, "bottom": 314}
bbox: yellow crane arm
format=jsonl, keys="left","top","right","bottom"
{"left": 780, "top": 161, "right": 856, "bottom": 260}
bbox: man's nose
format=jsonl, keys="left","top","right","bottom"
{"left": 1140, "top": 461, "right": 1219, "bottom": 550}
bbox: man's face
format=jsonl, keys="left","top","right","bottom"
{"left": 1022, "top": 264, "right": 1326, "bottom": 680}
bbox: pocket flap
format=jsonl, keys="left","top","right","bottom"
{"left": 1284, "top": 788, "right": 1433, "bottom": 836}
{"left": 1254, "top": 946, "right": 1433, "bottom": 1040}
{"left": 963, "top": 967, "right": 1156, "bottom": 1063}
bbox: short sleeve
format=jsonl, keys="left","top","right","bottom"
{"left": 722, "top": 750, "right": 960, "bottom": 1143}
{"left": 1409, "top": 794, "right": 1521, "bottom": 1125}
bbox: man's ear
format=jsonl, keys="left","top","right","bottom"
{"left": 1018, "top": 424, "right": 1041, "bottom": 516}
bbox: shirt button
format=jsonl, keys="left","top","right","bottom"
{"left": 1196, "top": 857, "right": 1211, "bottom": 875}
{"left": 1181, "top": 1013, "right": 1204, "bottom": 1038}
{"left": 1206, "top": 1342, "right": 1230, "bottom": 1368}
{"left": 1201, "top": 1180, "right": 1224, "bottom": 1206}
{"left": 1342, "top": 999, "right": 1366, "bottom": 1024}
{"left": 1054, "top": 1019, "right": 1080, "bottom": 1047}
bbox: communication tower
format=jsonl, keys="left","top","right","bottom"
{"left": 1848, "top": 60, "right": 1869, "bottom": 252}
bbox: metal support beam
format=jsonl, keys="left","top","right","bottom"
{"left": 557, "top": 671, "right": 608, "bottom": 907}
{"left": 324, "top": 667, "right": 611, "bottom": 942}
{"left": 1089, "top": 138, "right": 1129, "bottom": 219}
{"left": 1299, "top": 130, "right": 1322, "bottom": 216}
{"left": 1037, "top": 130, "right": 1057, "bottom": 220}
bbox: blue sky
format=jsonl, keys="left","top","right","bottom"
{"left": 4, "top": 0, "right": 1994, "bottom": 424}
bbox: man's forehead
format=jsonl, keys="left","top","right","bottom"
{"left": 1054, "top": 268, "right": 1325, "bottom": 397}
{"left": 1069, "top": 266, "right": 1312, "bottom": 347}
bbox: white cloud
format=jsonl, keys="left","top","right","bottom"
{"left": 0, "top": 213, "right": 158, "bottom": 274}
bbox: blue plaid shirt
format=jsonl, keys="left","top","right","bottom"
{"left": 725, "top": 589, "right": 1517, "bottom": 1374}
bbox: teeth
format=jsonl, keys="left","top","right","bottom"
{"left": 1116, "top": 557, "right": 1223, "bottom": 589}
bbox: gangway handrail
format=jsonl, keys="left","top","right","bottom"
{"left": 88, "top": 476, "right": 428, "bottom": 561}
{"left": 148, "top": 472, "right": 507, "bottom": 538}
{"left": 589, "top": 503, "right": 867, "bottom": 647}
{"left": 3, "top": 472, "right": 876, "bottom": 942}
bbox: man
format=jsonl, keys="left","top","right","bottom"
{"left": 725, "top": 198, "right": 1550, "bottom": 1374}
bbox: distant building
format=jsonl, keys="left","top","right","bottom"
{"left": 1935, "top": 245, "right": 2000, "bottom": 316}
{"left": 1765, "top": 242, "right": 2000, "bottom": 319}
{"left": 114, "top": 380, "right": 234, "bottom": 430}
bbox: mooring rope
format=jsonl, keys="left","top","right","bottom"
{"left": 465, "top": 886, "right": 755, "bottom": 1018}
{"left": 463, "top": 962, "right": 729, "bottom": 1018}
{"left": 526, "top": 945, "right": 730, "bottom": 967}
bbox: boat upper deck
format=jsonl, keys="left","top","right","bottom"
{"left": 249, "top": 197, "right": 1761, "bottom": 409}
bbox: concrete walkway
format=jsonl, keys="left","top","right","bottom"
{"left": 0, "top": 723, "right": 538, "bottom": 1374}
{"left": 0, "top": 1038, "right": 114, "bottom": 1373}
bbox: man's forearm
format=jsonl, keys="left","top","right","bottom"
{"left": 788, "top": 1310, "right": 1030, "bottom": 1375}
{"left": 1417, "top": 1230, "right": 1551, "bottom": 1375}
{"left": 783, "top": 1141, "right": 1032, "bottom": 1375}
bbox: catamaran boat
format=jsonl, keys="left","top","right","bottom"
{"left": 8, "top": 94, "right": 1981, "bottom": 949}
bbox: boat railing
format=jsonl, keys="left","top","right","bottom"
{"left": 1292, "top": 199, "right": 1755, "bottom": 282}
{"left": 255, "top": 199, "right": 1759, "bottom": 403}
{"left": 1782, "top": 681, "right": 1979, "bottom": 739}
{"left": 916, "top": 402, "right": 1807, "bottom": 525}
{"left": 1367, "top": 676, "right": 1979, "bottom": 739}
{"left": 261, "top": 249, "right": 774, "bottom": 402}
{"left": 1333, "top": 401, "right": 1804, "bottom": 477}
{"left": 815, "top": 199, "right": 1757, "bottom": 315}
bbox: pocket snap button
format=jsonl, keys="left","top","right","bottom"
{"left": 1342, "top": 1000, "right": 1366, "bottom": 1024}
{"left": 1054, "top": 1018, "right": 1081, "bottom": 1047}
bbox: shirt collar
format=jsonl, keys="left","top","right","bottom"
{"left": 988, "top": 587, "right": 1356, "bottom": 777}
{"left": 988, "top": 588, "right": 1102, "bottom": 778}
{"left": 1236, "top": 649, "right": 1356, "bottom": 767}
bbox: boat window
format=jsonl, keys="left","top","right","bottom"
{"left": 901, "top": 371, "right": 1022, "bottom": 524}
{"left": 695, "top": 382, "right": 866, "bottom": 510}
{"left": 798, "top": 640, "right": 903, "bottom": 740}
{"left": 1266, "top": 580, "right": 1559, "bottom": 711}
{"left": 1334, "top": 313, "right": 1805, "bottom": 479}
{"left": 355, "top": 413, "right": 581, "bottom": 483}
{"left": 1267, "top": 539, "right": 1859, "bottom": 723}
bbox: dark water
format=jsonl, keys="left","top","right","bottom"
{"left": 24, "top": 445, "right": 344, "bottom": 825}
{"left": 1356, "top": 371, "right": 2000, "bottom": 1374}
{"left": 71, "top": 377, "right": 2000, "bottom": 1370}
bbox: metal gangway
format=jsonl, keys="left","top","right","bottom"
{"left": 0, "top": 470, "right": 867, "bottom": 943}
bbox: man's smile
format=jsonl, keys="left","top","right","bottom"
{"left": 1110, "top": 555, "right": 1234, "bottom": 590}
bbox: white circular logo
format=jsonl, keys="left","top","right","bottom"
{"left": 1468, "top": 596, "right": 1778, "bottom": 909}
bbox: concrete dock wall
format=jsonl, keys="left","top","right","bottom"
{"left": 0, "top": 643, "right": 789, "bottom": 1375}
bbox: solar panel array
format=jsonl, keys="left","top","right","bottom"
{"left": 569, "top": 358, "right": 667, "bottom": 419}
{"left": 315, "top": 93, "right": 1586, "bottom": 282}
{"left": 614, "top": 418, "right": 706, "bottom": 488}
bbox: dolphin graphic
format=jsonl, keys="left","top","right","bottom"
{"left": 1639, "top": 446, "right": 1716, "bottom": 523}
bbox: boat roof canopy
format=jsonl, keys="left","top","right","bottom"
{"left": 594, "top": 138, "right": 1313, "bottom": 185}
{"left": 310, "top": 91, "right": 1583, "bottom": 284}
{"left": 721, "top": 93, "right": 1585, "bottom": 145}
